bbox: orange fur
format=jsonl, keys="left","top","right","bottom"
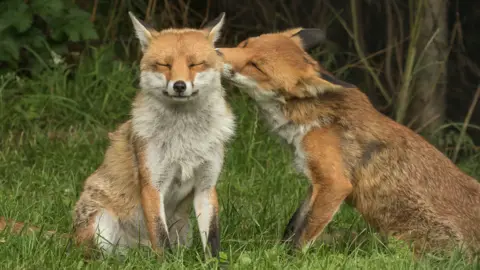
{"left": 72, "top": 13, "right": 230, "bottom": 259}
{"left": 1, "top": 14, "right": 230, "bottom": 260}
{"left": 209, "top": 188, "right": 219, "bottom": 216}
{"left": 219, "top": 29, "right": 480, "bottom": 257}
{"left": 297, "top": 128, "right": 353, "bottom": 247}
{"left": 140, "top": 30, "right": 222, "bottom": 82}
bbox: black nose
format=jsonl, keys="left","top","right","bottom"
{"left": 173, "top": 81, "right": 187, "bottom": 93}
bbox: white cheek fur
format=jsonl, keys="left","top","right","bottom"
{"left": 140, "top": 71, "right": 167, "bottom": 93}
{"left": 194, "top": 68, "right": 220, "bottom": 90}
{"left": 222, "top": 63, "right": 234, "bottom": 78}
{"left": 232, "top": 72, "right": 259, "bottom": 89}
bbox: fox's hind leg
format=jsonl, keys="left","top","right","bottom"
{"left": 93, "top": 209, "right": 133, "bottom": 255}
{"left": 73, "top": 197, "right": 99, "bottom": 258}
{"left": 75, "top": 206, "right": 132, "bottom": 257}
{"left": 74, "top": 188, "right": 131, "bottom": 257}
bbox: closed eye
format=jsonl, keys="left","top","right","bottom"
{"left": 249, "top": 61, "right": 265, "bottom": 74}
{"left": 189, "top": 61, "right": 205, "bottom": 68}
{"left": 156, "top": 62, "right": 171, "bottom": 68}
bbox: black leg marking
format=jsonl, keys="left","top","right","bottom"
{"left": 283, "top": 203, "right": 309, "bottom": 246}
{"left": 154, "top": 216, "right": 171, "bottom": 249}
{"left": 207, "top": 214, "right": 220, "bottom": 258}
{"left": 283, "top": 187, "right": 313, "bottom": 248}
{"left": 284, "top": 208, "right": 311, "bottom": 249}
{"left": 283, "top": 205, "right": 302, "bottom": 242}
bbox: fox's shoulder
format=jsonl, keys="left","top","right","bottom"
{"left": 108, "top": 120, "right": 133, "bottom": 141}
{"left": 103, "top": 119, "right": 136, "bottom": 165}
{"left": 85, "top": 120, "right": 138, "bottom": 188}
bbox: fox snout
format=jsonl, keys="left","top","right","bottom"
{"left": 164, "top": 80, "right": 198, "bottom": 100}
{"left": 216, "top": 48, "right": 241, "bottom": 81}
{"left": 216, "top": 48, "right": 244, "bottom": 75}
{"left": 172, "top": 81, "right": 187, "bottom": 93}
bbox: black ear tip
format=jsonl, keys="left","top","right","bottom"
{"left": 294, "top": 28, "right": 326, "bottom": 50}
{"left": 299, "top": 28, "right": 326, "bottom": 40}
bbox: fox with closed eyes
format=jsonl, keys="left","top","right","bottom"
{"left": 71, "top": 12, "right": 235, "bottom": 259}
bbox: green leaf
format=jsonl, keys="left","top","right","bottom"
{"left": 0, "top": 2, "right": 32, "bottom": 33}
{"left": 30, "top": 0, "right": 64, "bottom": 19}
{"left": 13, "top": 11, "right": 33, "bottom": 32}
{"left": 80, "top": 24, "right": 99, "bottom": 40}
{"left": 219, "top": 251, "right": 229, "bottom": 263}
{"left": 65, "top": 28, "right": 81, "bottom": 42}
{"left": 62, "top": 9, "right": 98, "bottom": 41}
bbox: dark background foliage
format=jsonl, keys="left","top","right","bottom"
{"left": 1, "top": 0, "right": 480, "bottom": 158}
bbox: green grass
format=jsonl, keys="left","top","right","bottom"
{"left": 1, "top": 53, "right": 480, "bottom": 269}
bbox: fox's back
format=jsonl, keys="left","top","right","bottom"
{"left": 283, "top": 87, "right": 480, "bottom": 251}
{"left": 332, "top": 89, "right": 480, "bottom": 250}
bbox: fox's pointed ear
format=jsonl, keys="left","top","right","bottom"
{"left": 290, "top": 28, "right": 326, "bottom": 51}
{"left": 129, "top": 11, "right": 154, "bottom": 52}
{"left": 202, "top": 12, "right": 226, "bottom": 45}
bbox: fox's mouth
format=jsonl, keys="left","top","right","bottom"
{"left": 221, "top": 68, "right": 256, "bottom": 89}
{"left": 162, "top": 90, "right": 199, "bottom": 100}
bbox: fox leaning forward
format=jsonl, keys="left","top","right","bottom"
{"left": 218, "top": 29, "right": 480, "bottom": 256}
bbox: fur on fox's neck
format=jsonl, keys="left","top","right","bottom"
{"left": 252, "top": 70, "right": 358, "bottom": 135}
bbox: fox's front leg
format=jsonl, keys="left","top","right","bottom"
{"left": 194, "top": 158, "right": 223, "bottom": 259}
{"left": 283, "top": 128, "right": 353, "bottom": 249}
{"left": 137, "top": 146, "right": 172, "bottom": 257}
{"left": 194, "top": 186, "right": 220, "bottom": 258}
{"left": 141, "top": 181, "right": 171, "bottom": 256}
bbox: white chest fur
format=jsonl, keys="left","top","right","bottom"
{"left": 257, "top": 101, "right": 321, "bottom": 178}
{"left": 132, "top": 93, "right": 235, "bottom": 204}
